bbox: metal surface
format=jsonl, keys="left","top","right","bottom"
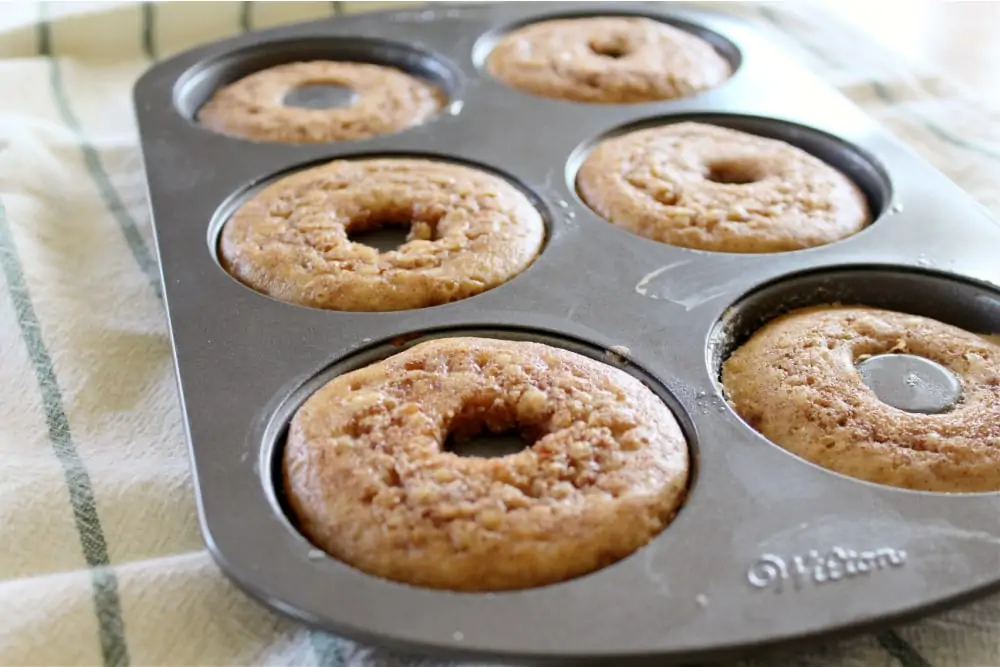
{"left": 447, "top": 431, "right": 532, "bottom": 459}
{"left": 857, "top": 354, "right": 963, "bottom": 414}
{"left": 283, "top": 83, "right": 358, "bottom": 109}
{"left": 346, "top": 225, "right": 411, "bottom": 253}
{"left": 132, "top": 2, "right": 1000, "bottom": 664}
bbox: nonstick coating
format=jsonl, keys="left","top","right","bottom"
{"left": 133, "top": 2, "right": 1000, "bottom": 664}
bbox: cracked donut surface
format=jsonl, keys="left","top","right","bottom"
{"left": 197, "top": 61, "right": 446, "bottom": 143}
{"left": 219, "top": 158, "right": 545, "bottom": 311}
{"left": 722, "top": 306, "right": 1000, "bottom": 491}
{"left": 577, "top": 122, "right": 871, "bottom": 252}
{"left": 486, "top": 16, "right": 731, "bottom": 103}
{"left": 283, "top": 337, "right": 690, "bottom": 591}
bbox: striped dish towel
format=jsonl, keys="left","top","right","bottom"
{"left": 1, "top": 2, "right": 998, "bottom": 666}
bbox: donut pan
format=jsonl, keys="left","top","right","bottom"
{"left": 133, "top": 2, "right": 1000, "bottom": 664}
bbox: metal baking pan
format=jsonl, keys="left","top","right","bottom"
{"left": 132, "top": 2, "right": 1000, "bottom": 664}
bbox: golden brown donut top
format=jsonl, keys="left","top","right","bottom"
{"left": 721, "top": 306, "right": 1000, "bottom": 492}
{"left": 219, "top": 158, "right": 545, "bottom": 312}
{"left": 486, "top": 16, "right": 731, "bottom": 103}
{"left": 196, "top": 61, "right": 446, "bottom": 143}
{"left": 577, "top": 122, "right": 871, "bottom": 253}
{"left": 284, "top": 337, "right": 689, "bottom": 591}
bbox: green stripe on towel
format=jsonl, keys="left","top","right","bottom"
{"left": 141, "top": 2, "right": 156, "bottom": 61}
{"left": 877, "top": 631, "right": 933, "bottom": 667}
{"left": 0, "top": 200, "right": 131, "bottom": 667}
{"left": 37, "top": 12, "right": 163, "bottom": 300}
{"left": 240, "top": 1, "right": 253, "bottom": 32}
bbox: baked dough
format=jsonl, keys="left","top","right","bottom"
{"left": 284, "top": 337, "right": 690, "bottom": 590}
{"left": 722, "top": 306, "right": 1000, "bottom": 492}
{"left": 219, "top": 158, "right": 545, "bottom": 312}
{"left": 197, "top": 61, "right": 445, "bottom": 142}
{"left": 486, "top": 16, "right": 731, "bottom": 103}
{"left": 577, "top": 122, "right": 871, "bottom": 252}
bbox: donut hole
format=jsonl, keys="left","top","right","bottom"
{"left": 347, "top": 226, "right": 412, "bottom": 253}
{"left": 705, "top": 157, "right": 767, "bottom": 185}
{"left": 445, "top": 429, "right": 533, "bottom": 458}
{"left": 345, "top": 210, "right": 441, "bottom": 253}
{"left": 588, "top": 37, "right": 631, "bottom": 59}
{"left": 443, "top": 401, "right": 541, "bottom": 459}
{"left": 282, "top": 83, "right": 358, "bottom": 110}
{"left": 854, "top": 352, "right": 964, "bottom": 415}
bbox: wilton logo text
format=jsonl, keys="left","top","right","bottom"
{"left": 747, "top": 547, "right": 907, "bottom": 593}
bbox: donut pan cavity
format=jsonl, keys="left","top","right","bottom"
{"left": 133, "top": 2, "right": 1000, "bottom": 664}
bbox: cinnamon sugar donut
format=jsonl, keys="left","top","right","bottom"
{"left": 721, "top": 306, "right": 1000, "bottom": 492}
{"left": 485, "top": 17, "right": 731, "bottom": 103}
{"left": 577, "top": 122, "right": 871, "bottom": 252}
{"left": 219, "top": 158, "right": 545, "bottom": 312}
{"left": 283, "top": 337, "right": 690, "bottom": 591}
{"left": 197, "top": 61, "right": 446, "bottom": 143}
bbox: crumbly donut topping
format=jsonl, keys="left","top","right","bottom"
{"left": 577, "top": 122, "right": 871, "bottom": 252}
{"left": 284, "top": 337, "right": 689, "bottom": 590}
{"left": 722, "top": 306, "right": 1000, "bottom": 491}
{"left": 197, "top": 61, "right": 446, "bottom": 143}
{"left": 487, "top": 17, "right": 731, "bottom": 103}
{"left": 219, "top": 158, "right": 545, "bottom": 311}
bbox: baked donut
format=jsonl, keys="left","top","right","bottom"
{"left": 577, "top": 122, "right": 871, "bottom": 253}
{"left": 197, "top": 61, "right": 445, "bottom": 143}
{"left": 721, "top": 306, "right": 1000, "bottom": 492}
{"left": 219, "top": 158, "right": 545, "bottom": 312}
{"left": 284, "top": 337, "right": 689, "bottom": 591}
{"left": 485, "top": 16, "right": 731, "bottom": 103}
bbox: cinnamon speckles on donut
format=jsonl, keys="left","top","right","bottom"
{"left": 577, "top": 122, "right": 871, "bottom": 253}
{"left": 219, "top": 158, "right": 545, "bottom": 312}
{"left": 722, "top": 306, "right": 1000, "bottom": 492}
{"left": 197, "top": 61, "right": 446, "bottom": 143}
{"left": 486, "top": 17, "right": 731, "bottom": 103}
{"left": 283, "top": 337, "right": 690, "bottom": 591}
